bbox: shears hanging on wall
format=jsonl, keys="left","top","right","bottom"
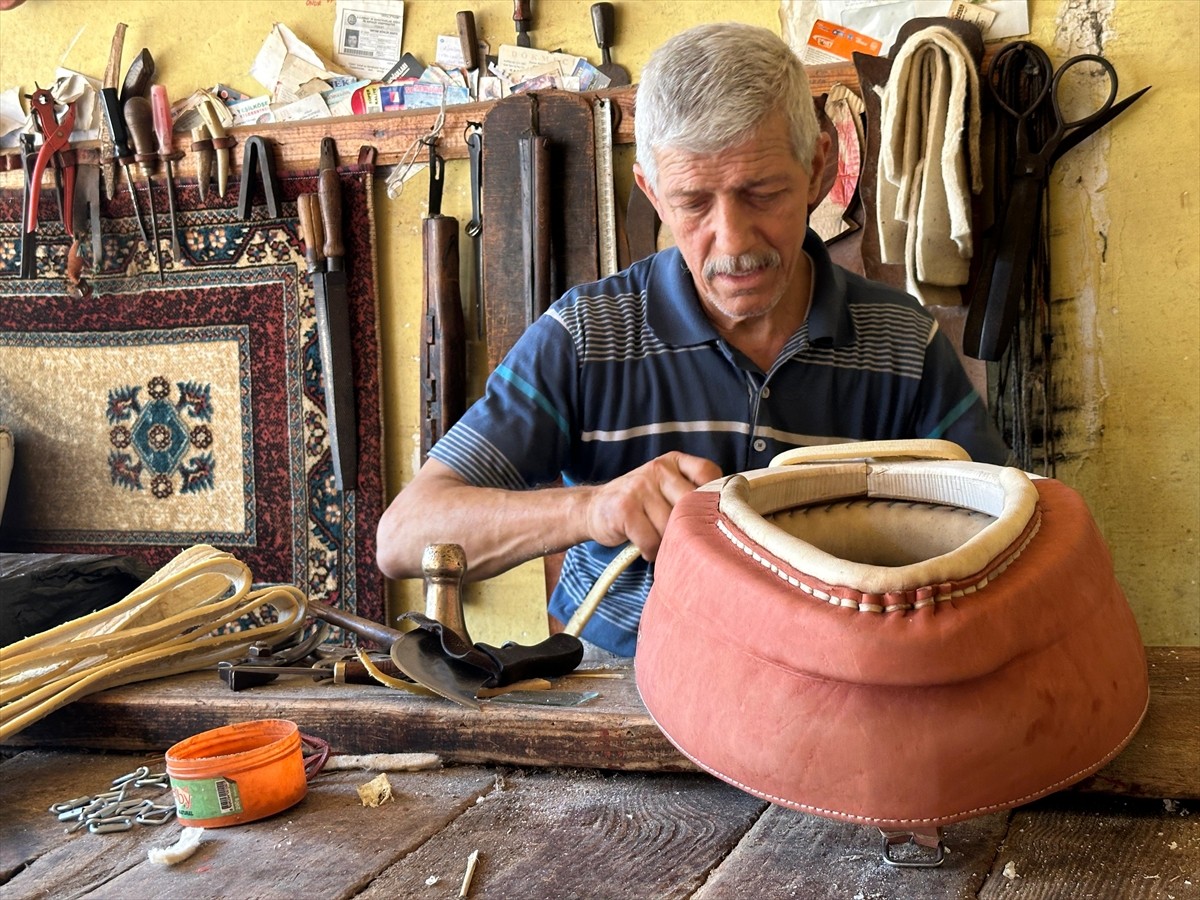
{"left": 963, "top": 42, "right": 1150, "bottom": 361}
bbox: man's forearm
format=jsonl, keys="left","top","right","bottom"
{"left": 376, "top": 466, "right": 594, "bottom": 582}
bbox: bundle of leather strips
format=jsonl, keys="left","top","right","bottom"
{"left": 635, "top": 441, "right": 1148, "bottom": 862}
{"left": 1, "top": 545, "right": 307, "bottom": 741}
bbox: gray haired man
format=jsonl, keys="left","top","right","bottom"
{"left": 377, "top": 23, "right": 1008, "bottom": 656}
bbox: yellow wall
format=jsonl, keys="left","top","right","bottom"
{"left": 2, "top": 0, "right": 1196, "bottom": 647}
{"left": 1025, "top": 0, "right": 1200, "bottom": 646}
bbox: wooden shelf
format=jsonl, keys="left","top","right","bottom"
{"left": 0, "top": 86, "right": 639, "bottom": 185}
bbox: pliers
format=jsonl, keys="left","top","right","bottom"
{"left": 26, "top": 86, "right": 78, "bottom": 238}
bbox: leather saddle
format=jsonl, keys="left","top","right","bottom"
{"left": 635, "top": 440, "right": 1148, "bottom": 864}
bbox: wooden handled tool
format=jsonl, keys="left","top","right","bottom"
{"left": 123, "top": 95, "right": 164, "bottom": 280}
{"left": 312, "top": 154, "right": 357, "bottom": 493}
{"left": 590, "top": 3, "right": 631, "bottom": 86}
{"left": 457, "top": 11, "right": 479, "bottom": 71}
{"left": 513, "top": 0, "right": 532, "bottom": 47}
{"left": 150, "top": 85, "right": 182, "bottom": 262}
{"left": 420, "top": 145, "right": 467, "bottom": 463}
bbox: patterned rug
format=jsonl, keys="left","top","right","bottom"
{"left": 0, "top": 160, "right": 385, "bottom": 625}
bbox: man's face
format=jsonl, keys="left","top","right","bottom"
{"left": 635, "top": 113, "right": 827, "bottom": 330}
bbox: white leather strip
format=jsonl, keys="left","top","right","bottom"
{"left": 0, "top": 545, "right": 307, "bottom": 741}
{"left": 717, "top": 460, "right": 1039, "bottom": 596}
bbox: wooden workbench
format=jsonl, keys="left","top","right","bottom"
{"left": 2, "top": 650, "right": 1197, "bottom": 898}
{"left": 2, "top": 749, "right": 1196, "bottom": 899}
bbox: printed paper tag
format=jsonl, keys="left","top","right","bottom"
{"left": 171, "top": 775, "right": 243, "bottom": 820}
{"left": 948, "top": 1, "right": 999, "bottom": 33}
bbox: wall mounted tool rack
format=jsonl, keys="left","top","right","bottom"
{"left": 0, "top": 59, "right": 872, "bottom": 184}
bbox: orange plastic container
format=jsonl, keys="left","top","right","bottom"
{"left": 166, "top": 718, "right": 307, "bottom": 827}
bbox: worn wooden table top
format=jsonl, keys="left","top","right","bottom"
{"left": 2, "top": 650, "right": 1197, "bottom": 899}
{"left": 1, "top": 748, "right": 1196, "bottom": 900}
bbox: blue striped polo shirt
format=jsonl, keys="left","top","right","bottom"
{"left": 430, "top": 228, "right": 1010, "bottom": 655}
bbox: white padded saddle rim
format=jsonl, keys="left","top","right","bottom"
{"left": 714, "top": 460, "right": 1039, "bottom": 595}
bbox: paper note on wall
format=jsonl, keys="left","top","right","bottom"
{"left": 781, "top": 0, "right": 1029, "bottom": 59}
{"left": 334, "top": 0, "right": 406, "bottom": 81}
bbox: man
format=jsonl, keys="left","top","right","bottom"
{"left": 377, "top": 23, "right": 1010, "bottom": 656}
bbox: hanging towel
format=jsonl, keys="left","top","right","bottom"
{"left": 876, "top": 26, "right": 983, "bottom": 305}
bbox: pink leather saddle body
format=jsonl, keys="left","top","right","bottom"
{"left": 636, "top": 444, "right": 1148, "bottom": 847}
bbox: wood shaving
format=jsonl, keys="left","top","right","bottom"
{"left": 356, "top": 773, "right": 394, "bottom": 807}
{"left": 325, "top": 752, "right": 441, "bottom": 772}
{"left": 148, "top": 826, "right": 204, "bottom": 865}
{"left": 459, "top": 849, "right": 480, "bottom": 898}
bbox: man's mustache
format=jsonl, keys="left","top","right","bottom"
{"left": 703, "top": 249, "right": 782, "bottom": 281}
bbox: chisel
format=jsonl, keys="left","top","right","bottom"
{"left": 513, "top": 0, "right": 532, "bottom": 47}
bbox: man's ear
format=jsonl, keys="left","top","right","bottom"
{"left": 805, "top": 131, "right": 833, "bottom": 208}
{"left": 633, "top": 162, "right": 666, "bottom": 220}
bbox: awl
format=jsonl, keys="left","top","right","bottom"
{"left": 150, "top": 85, "right": 182, "bottom": 262}
{"left": 98, "top": 86, "right": 151, "bottom": 249}
{"left": 123, "top": 95, "right": 164, "bottom": 280}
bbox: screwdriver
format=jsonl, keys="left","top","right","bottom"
{"left": 150, "top": 85, "right": 182, "bottom": 262}
{"left": 98, "top": 87, "right": 151, "bottom": 250}
{"left": 123, "top": 95, "right": 164, "bottom": 281}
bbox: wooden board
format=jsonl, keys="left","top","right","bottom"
{"left": 1, "top": 750, "right": 1196, "bottom": 899}
{"left": 696, "top": 804, "right": 1011, "bottom": 900}
{"left": 358, "top": 768, "right": 766, "bottom": 899}
{"left": 5, "top": 649, "right": 1196, "bottom": 801}
{"left": 0, "top": 749, "right": 495, "bottom": 898}
{"left": 0, "top": 87, "right": 638, "bottom": 183}
{"left": 5, "top": 667, "right": 694, "bottom": 773}
{"left": 977, "top": 794, "right": 1199, "bottom": 899}
{"left": 1076, "top": 646, "right": 1200, "bottom": 799}
{"left": 481, "top": 90, "right": 598, "bottom": 370}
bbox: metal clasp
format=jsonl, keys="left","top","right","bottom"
{"left": 879, "top": 827, "right": 946, "bottom": 868}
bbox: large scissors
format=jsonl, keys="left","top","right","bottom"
{"left": 964, "top": 42, "right": 1148, "bottom": 361}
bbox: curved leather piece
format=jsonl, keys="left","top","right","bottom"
{"left": 717, "top": 460, "right": 1039, "bottom": 597}
{"left": 636, "top": 464, "right": 1148, "bottom": 829}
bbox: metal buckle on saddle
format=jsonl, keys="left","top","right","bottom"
{"left": 879, "top": 827, "right": 946, "bottom": 868}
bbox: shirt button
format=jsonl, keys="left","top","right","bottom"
{"left": 761, "top": 386, "right": 771, "bottom": 399}
{"left": 753, "top": 438, "right": 766, "bottom": 452}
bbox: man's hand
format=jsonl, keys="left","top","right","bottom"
{"left": 584, "top": 452, "right": 722, "bottom": 561}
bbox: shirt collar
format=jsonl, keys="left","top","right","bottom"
{"left": 645, "top": 247, "right": 719, "bottom": 346}
{"left": 646, "top": 230, "right": 855, "bottom": 349}
{"left": 802, "top": 227, "right": 855, "bottom": 348}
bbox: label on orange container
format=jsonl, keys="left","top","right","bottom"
{"left": 172, "top": 775, "right": 244, "bottom": 821}
{"left": 802, "top": 20, "right": 883, "bottom": 66}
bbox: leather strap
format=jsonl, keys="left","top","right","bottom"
{"left": 0, "top": 544, "right": 307, "bottom": 741}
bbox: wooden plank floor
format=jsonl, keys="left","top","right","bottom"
{"left": 1, "top": 750, "right": 1196, "bottom": 900}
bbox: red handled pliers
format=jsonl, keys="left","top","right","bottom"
{"left": 25, "top": 86, "right": 77, "bottom": 238}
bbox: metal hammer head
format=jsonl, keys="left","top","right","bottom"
{"left": 421, "top": 543, "right": 470, "bottom": 644}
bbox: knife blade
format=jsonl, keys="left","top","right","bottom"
{"left": 315, "top": 160, "right": 358, "bottom": 493}
{"left": 99, "top": 22, "right": 126, "bottom": 201}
